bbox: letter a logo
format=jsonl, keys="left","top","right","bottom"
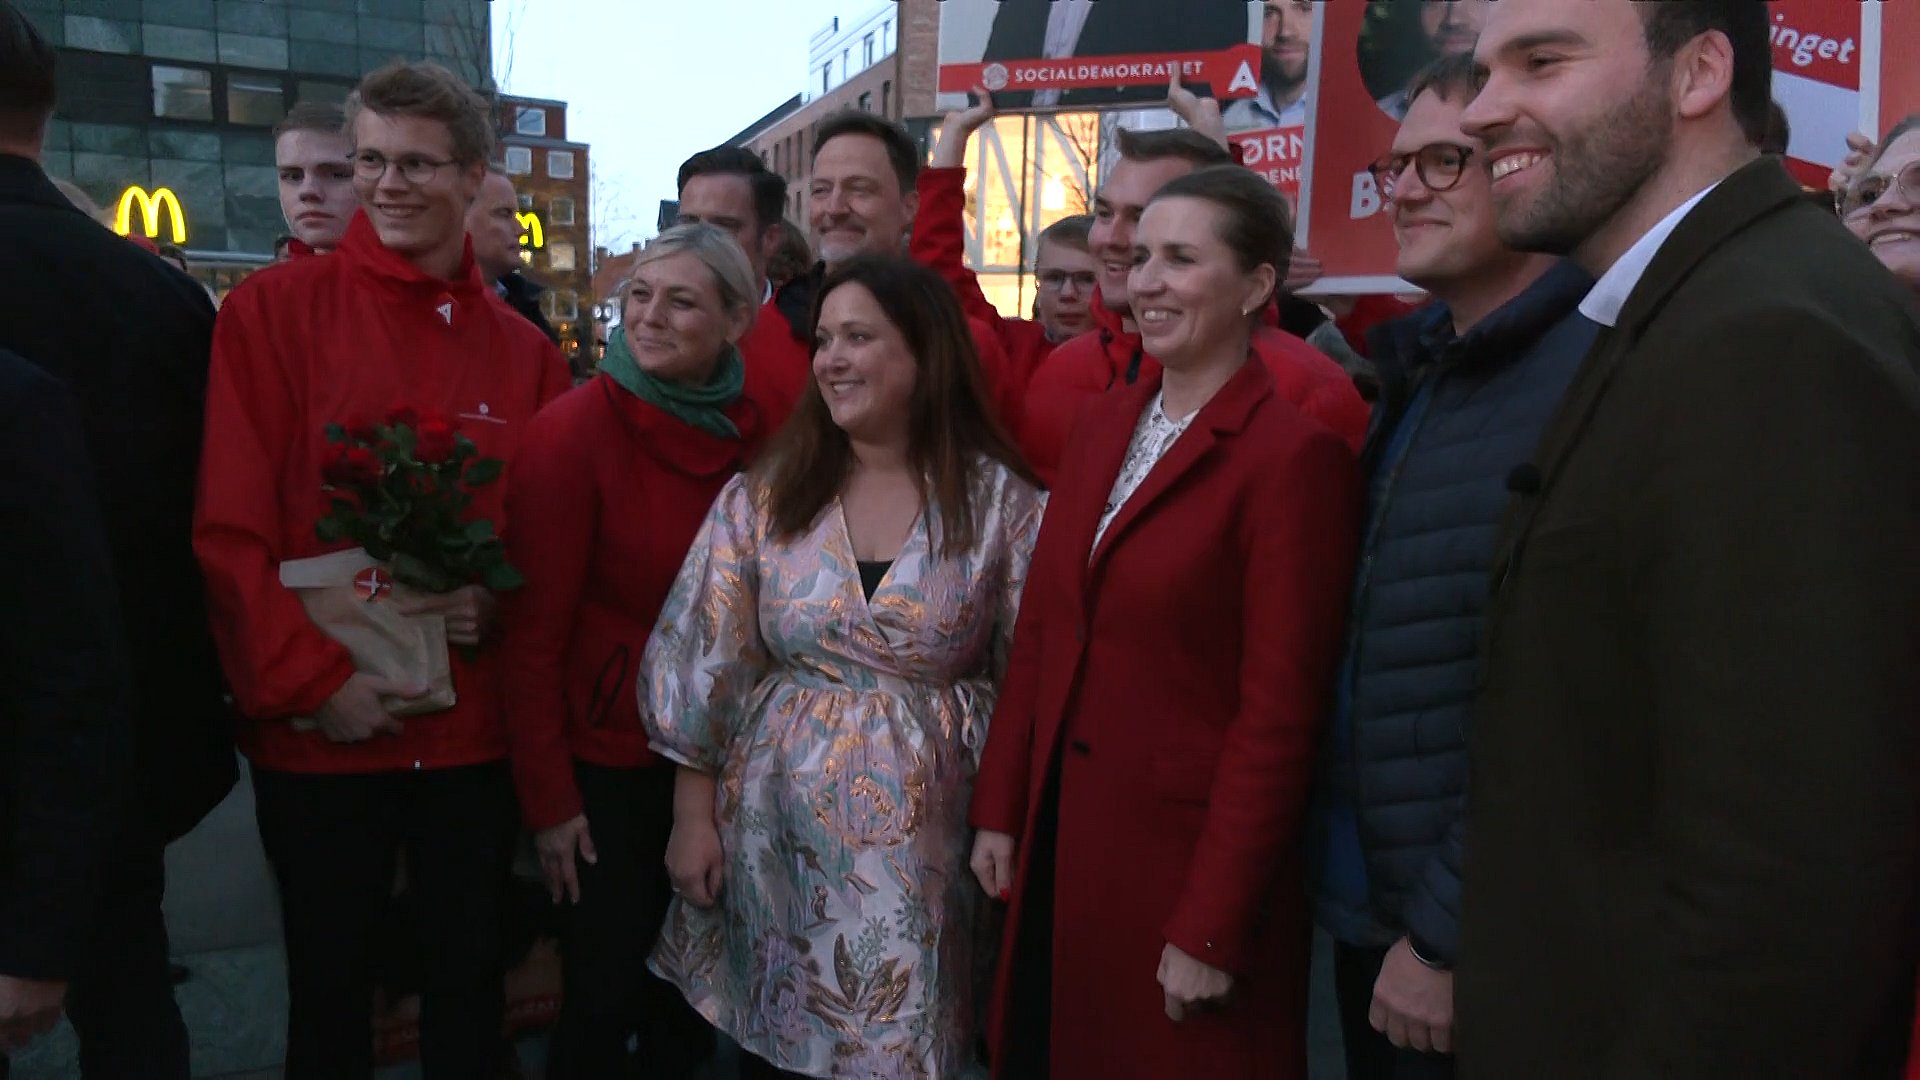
{"left": 437, "top": 302, "right": 454, "bottom": 325}
{"left": 1228, "top": 60, "right": 1259, "bottom": 94}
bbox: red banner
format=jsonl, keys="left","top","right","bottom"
{"left": 1229, "top": 124, "right": 1307, "bottom": 207}
{"left": 940, "top": 44, "right": 1262, "bottom": 98}
{"left": 1881, "top": 0, "right": 1920, "bottom": 131}
{"left": 1769, "top": 0, "right": 1868, "bottom": 189}
{"left": 1296, "top": 0, "right": 1406, "bottom": 290}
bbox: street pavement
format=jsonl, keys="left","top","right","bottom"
{"left": 9, "top": 759, "right": 1350, "bottom": 1079}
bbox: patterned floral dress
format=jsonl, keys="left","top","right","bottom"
{"left": 641, "top": 462, "right": 1045, "bottom": 1078}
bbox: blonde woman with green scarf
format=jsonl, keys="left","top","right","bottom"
{"left": 499, "top": 223, "right": 793, "bottom": 1077}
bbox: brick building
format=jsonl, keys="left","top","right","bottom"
{"left": 495, "top": 93, "right": 592, "bottom": 366}
{"left": 730, "top": 0, "right": 940, "bottom": 226}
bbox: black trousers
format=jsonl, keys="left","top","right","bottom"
{"left": 1332, "top": 941, "right": 1457, "bottom": 1080}
{"left": 58, "top": 828, "right": 189, "bottom": 1079}
{"left": 253, "top": 762, "right": 519, "bottom": 1079}
{"left": 545, "top": 761, "right": 713, "bottom": 1079}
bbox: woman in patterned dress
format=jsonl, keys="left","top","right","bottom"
{"left": 969, "top": 165, "right": 1362, "bottom": 1078}
{"left": 640, "top": 254, "right": 1044, "bottom": 1079}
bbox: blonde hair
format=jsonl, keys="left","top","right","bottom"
{"left": 632, "top": 223, "right": 760, "bottom": 323}
{"left": 50, "top": 177, "right": 109, "bottom": 226}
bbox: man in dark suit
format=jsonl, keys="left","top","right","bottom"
{"left": 1455, "top": 0, "right": 1920, "bottom": 1076}
{"left": 979, "top": 0, "right": 1256, "bottom": 109}
{"left": 0, "top": 6, "right": 237, "bottom": 1075}
{"left": 0, "top": 348, "right": 136, "bottom": 1073}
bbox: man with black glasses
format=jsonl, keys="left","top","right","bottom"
{"left": 195, "top": 60, "right": 569, "bottom": 1078}
{"left": 1310, "top": 51, "right": 1595, "bottom": 1080}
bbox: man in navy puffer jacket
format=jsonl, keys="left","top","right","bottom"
{"left": 1309, "top": 52, "right": 1597, "bottom": 1080}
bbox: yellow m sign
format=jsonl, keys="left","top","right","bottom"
{"left": 114, "top": 185, "right": 187, "bottom": 244}
{"left": 515, "top": 210, "right": 544, "bottom": 249}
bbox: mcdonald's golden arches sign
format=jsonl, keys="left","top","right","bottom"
{"left": 114, "top": 185, "right": 188, "bottom": 244}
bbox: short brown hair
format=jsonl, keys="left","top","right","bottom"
{"left": 1037, "top": 214, "right": 1092, "bottom": 255}
{"left": 1150, "top": 165, "right": 1294, "bottom": 311}
{"left": 812, "top": 110, "right": 921, "bottom": 192}
{"left": 757, "top": 255, "right": 1033, "bottom": 556}
{"left": 1115, "top": 127, "right": 1235, "bottom": 169}
{"left": 274, "top": 100, "right": 346, "bottom": 140}
{"left": 1405, "top": 50, "right": 1478, "bottom": 110}
{"left": 344, "top": 61, "right": 493, "bottom": 165}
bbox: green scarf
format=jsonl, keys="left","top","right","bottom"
{"left": 600, "top": 327, "right": 745, "bottom": 439}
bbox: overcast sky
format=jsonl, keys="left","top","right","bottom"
{"left": 492, "top": 0, "right": 860, "bottom": 255}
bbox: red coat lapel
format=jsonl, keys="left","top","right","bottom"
{"left": 1087, "top": 357, "right": 1273, "bottom": 576}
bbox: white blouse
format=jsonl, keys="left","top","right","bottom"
{"left": 1091, "top": 390, "right": 1198, "bottom": 556}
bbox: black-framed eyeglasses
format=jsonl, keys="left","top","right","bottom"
{"left": 1837, "top": 159, "right": 1920, "bottom": 220}
{"left": 1367, "top": 143, "right": 1474, "bottom": 202}
{"left": 1037, "top": 269, "right": 1097, "bottom": 292}
{"left": 352, "top": 151, "right": 457, "bottom": 185}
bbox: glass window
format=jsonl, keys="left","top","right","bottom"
{"left": 505, "top": 146, "right": 532, "bottom": 175}
{"left": 65, "top": 16, "right": 140, "bottom": 54}
{"left": 548, "top": 243, "right": 577, "bottom": 272}
{"left": 550, "top": 196, "right": 575, "bottom": 226}
{"left": 820, "top": 66, "right": 829, "bottom": 94}
{"left": 864, "top": 34, "right": 874, "bottom": 66}
{"left": 546, "top": 151, "right": 574, "bottom": 180}
{"left": 227, "top": 75, "right": 285, "bottom": 127}
{"left": 544, "top": 289, "right": 579, "bottom": 322}
{"left": 153, "top": 65, "right": 213, "bottom": 121}
{"left": 859, "top": 92, "right": 872, "bottom": 113}
{"left": 517, "top": 193, "right": 534, "bottom": 210}
{"left": 144, "top": 24, "right": 218, "bottom": 63}
{"left": 515, "top": 106, "right": 545, "bottom": 136}
{"left": 218, "top": 32, "right": 289, "bottom": 69}
{"left": 883, "top": 81, "right": 892, "bottom": 115}
{"left": 296, "top": 81, "right": 352, "bottom": 107}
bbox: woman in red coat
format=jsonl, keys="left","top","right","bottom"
{"left": 500, "top": 223, "right": 789, "bottom": 1078}
{"left": 969, "top": 165, "right": 1361, "bottom": 1078}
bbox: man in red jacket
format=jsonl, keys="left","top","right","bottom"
{"left": 801, "top": 111, "right": 1023, "bottom": 429}
{"left": 1020, "top": 125, "right": 1372, "bottom": 485}
{"left": 909, "top": 94, "right": 1098, "bottom": 400}
{"left": 274, "top": 101, "right": 354, "bottom": 258}
{"left": 193, "top": 61, "right": 570, "bottom": 1079}
{"left": 674, "top": 146, "right": 809, "bottom": 412}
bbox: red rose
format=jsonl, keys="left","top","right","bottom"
{"left": 322, "top": 445, "right": 382, "bottom": 487}
{"left": 414, "top": 417, "right": 459, "bottom": 464}
{"left": 344, "top": 415, "right": 380, "bottom": 443}
{"left": 386, "top": 405, "right": 421, "bottom": 428}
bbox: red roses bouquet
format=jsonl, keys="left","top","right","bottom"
{"left": 316, "top": 406, "right": 522, "bottom": 594}
{"left": 276, "top": 406, "right": 520, "bottom": 725}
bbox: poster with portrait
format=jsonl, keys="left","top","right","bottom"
{"left": 1767, "top": 0, "right": 1870, "bottom": 189}
{"left": 936, "top": 0, "right": 1262, "bottom": 114}
{"left": 1223, "top": 0, "right": 1316, "bottom": 208}
{"left": 1297, "top": 0, "right": 1493, "bottom": 290}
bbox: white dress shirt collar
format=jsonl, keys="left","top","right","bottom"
{"left": 1577, "top": 181, "right": 1720, "bottom": 328}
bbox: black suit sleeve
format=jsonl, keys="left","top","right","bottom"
{"left": 1609, "top": 308, "right": 1920, "bottom": 1076}
{"left": 0, "top": 357, "right": 135, "bottom": 980}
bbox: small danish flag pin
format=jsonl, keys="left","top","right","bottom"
{"left": 353, "top": 566, "right": 394, "bottom": 602}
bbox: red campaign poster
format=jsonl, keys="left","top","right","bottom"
{"left": 935, "top": 0, "right": 1261, "bottom": 113}
{"left": 1768, "top": 0, "right": 1869, "bottom": 189}
{"left": 1222, "top": 0, "right": 1315, "bottom": 208}
{"left": 1295, "top": 0, "right": 1416, "bottom": 292}
{"left": 1229, "top": 125, "right": 1308, "bottom": 206}
{"left": 1878, "top": 0, "right": 1920, "bottom": 131}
